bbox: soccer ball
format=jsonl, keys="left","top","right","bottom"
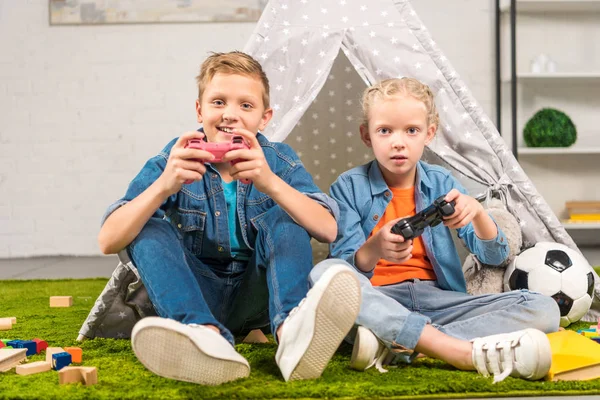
{"left": 504, "top": 241, "right": 594, "bottom": 327}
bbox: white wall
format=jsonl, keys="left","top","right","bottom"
{"left": 0, "top": 1, "right": 257, "bottom": 257}
{"left": 0, "top": 0, "right": 496, "bottom": 258}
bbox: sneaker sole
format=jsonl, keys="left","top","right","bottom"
{"left": 288, "top": 270, "right": 361, "bottom": 381}
{"left": 522, "top": 329, "right": 552, "bottom": 381}
{"left": 350, "top": 326, "right": 375, "bottom": 371}
{"left": 132, "top": 324, "right": 249, "bottom": 385}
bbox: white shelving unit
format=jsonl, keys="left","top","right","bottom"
{"left": 498, "top": 0, "right": 600, "bottom": 264}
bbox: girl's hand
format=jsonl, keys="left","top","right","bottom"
{"left": 373, "top": 218, "right": 414, "bottom": 263}
{"left": 158, "top": 131, "right": 214, "bottom": 196}
{"left": 443, "top": 189, "right": 485, "bottom": 229}
{"left": 223, "top": 128, "right": 276, "bottom": 193}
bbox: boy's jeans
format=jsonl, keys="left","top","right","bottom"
{"left": 309, "top": 259, "right": 560, "bottom": 362}
{"left": 127, "top": 205, "right": 313, "bottom": 346}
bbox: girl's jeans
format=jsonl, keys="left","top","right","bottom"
{"left": 127, "top": 206, "right": 313, "bottom": 345}
{"left": 309, "top": 259, "right": 560, "bottom": 362}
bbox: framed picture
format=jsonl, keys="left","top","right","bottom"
{"left": 49, "top": 0, "right": 268, "bottom": 25}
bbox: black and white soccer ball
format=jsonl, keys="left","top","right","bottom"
{"left": 503, "top": 241, "right": 594, "bottom": 327}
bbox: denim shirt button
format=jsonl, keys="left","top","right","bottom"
{"left": 215, "top": 211, "right": 221, "bottom": 217}
{"left": 373, "top": 214, "right": 379, "bottom": 221}
{"left": 384, "top": 191, "right": 391, "bottom": 197}
{"left": 177, "top": 224, "right": 182, "bottom": 229}
{"left": 217, "top": 246, "right": 224, "bottom": 252}
{"left": 211, "top": 174, "right": 218, "bottom": 179}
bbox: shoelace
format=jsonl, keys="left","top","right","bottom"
{"left": 367, "top": 345, "right": 391, "bottom": 373}
{"left": 472, "top": 337, "right": 520, "bottom": 383}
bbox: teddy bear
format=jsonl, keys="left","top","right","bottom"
{"left": 462, "top": 198, "right": 523, "bottom": 295}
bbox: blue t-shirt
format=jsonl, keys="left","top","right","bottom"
{"left": 222, "top": 180, "right": 251, "bottom": 260}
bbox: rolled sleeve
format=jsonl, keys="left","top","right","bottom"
{"left": 100, "top": 141, "right": 175, "bottom": 227}
{"left": 100, "top": 199, "right": 130, "bottom": 227}
{"left": 304, "top": 192, "right": 340, "bottom": 221}
{"left": 472, "top": 219, "right": 510, "bottom": 266}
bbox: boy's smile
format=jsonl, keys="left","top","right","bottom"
{"left": 196, "top": 72, "right": 272, "bottom": 143}
{"left": 360, "top": 95, "right": 436, "bottom": 188}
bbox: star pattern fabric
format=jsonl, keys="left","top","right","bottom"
{"left": 243, "top": 0, "right": 577, "bottom": 254}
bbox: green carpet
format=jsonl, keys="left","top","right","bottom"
{"left": 1, "top": 279, "right": 600, "bottom": 400}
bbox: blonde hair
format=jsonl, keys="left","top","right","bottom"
{"left": 360, "top": 77, "right": 439, "bottom": 129}
{"left": 196, "top": 51, "right": 270, "bottom": 108}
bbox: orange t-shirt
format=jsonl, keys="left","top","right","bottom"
{"left": 369, "top": 186, "right": 436, "bottom": 286}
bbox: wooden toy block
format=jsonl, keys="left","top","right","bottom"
{"left": 59, "top": 366, "right": 97, "bottom": 386}
{"left": 45, "top": 347, "right": 65, "bottom": 364}
{"left": 32, "top": 338, "right": 48, "bottom": 354}
{"left": 0, "top": 348, "right": 27, "bottom": 372}
{"left": 0, "top": 319, "right": 12, "bottom": 331}
{"left": 16, "top": 361, "right": 52, "bottom": 376}
{"left": 242, "top": 329, "right": 269, "bottom": 344}
{"left": 52, "top": 352, "right": 72, "bottom": 370}
{"left": 50, "top": 296, "right": 73, "bottom": 307}
{"left": 64, "top": 347, "right": 82, "bottom": 363}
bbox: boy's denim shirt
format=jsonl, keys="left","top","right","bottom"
{"left": 329, "top": 160, "right": 509, "bottom": 293}
{"left": 102, "top": 132, "right": 339, "bottom": 261}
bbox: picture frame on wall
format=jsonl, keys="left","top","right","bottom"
{"left": 49, "top": 0, "right": 268, "bottom": 25}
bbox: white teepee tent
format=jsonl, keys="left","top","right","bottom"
{"left": 76, "top": 0, "right": 600, "bottom": 341}
{"left": 243, "top": 0, "right": 600, "bottom": 320}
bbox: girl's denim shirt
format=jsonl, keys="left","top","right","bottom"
{"left": 102, "top": 133, "right": 339, "bottom": 261}
{"left": 329, "top": 160, "right": 509, "bottom": 293}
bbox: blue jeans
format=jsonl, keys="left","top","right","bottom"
{"left": 127, "top": 206, "right": 314, "bottom": 345}
{"left": 309, "top": 259, "right": 560, "bottom": 362}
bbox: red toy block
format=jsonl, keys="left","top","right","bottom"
{"left": 32, "top": 338, "right": 48, "bottom": 354}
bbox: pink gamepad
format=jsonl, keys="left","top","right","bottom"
{"left": 185, "top": 136, "right": 251, "bottom": 184}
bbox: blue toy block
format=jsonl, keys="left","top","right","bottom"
{"left": 6, "top": 340, "right": 23, "bottom": 348}
{"left": 52, "top": 352, "right": 72, "bottom": 371}
{"left": 16, "top": 340, "right": 37, "bottom": 356}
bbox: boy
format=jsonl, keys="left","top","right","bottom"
{"left": 310, "top": 78, "right": 560, "bottom": 382}
{"left": 98, "top": 51, "right": 361, "bottom": 386}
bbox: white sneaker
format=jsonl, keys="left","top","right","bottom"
{"left": 275, "top": 264, "right": 361, "bottom": 381}
{"left": 350, "top": 326, "right": 391, "bottom": 373}
{"left": 131, "top": 316, "right": 250, "bottom": 385}
{"left": 471, "top": 328, "right": 551, "bottom": 383}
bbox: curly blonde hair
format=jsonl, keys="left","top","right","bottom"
{"left": 196, "top": 51, "right": 270, "bottom": 108}
{"left": 360, "top": 77, "right": 439, "bottom": 129}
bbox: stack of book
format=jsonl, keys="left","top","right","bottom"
{"left": 564, "top": 201, "right": 600, "bottom": 224}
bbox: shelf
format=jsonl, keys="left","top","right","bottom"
{"left": 562, "top": 221, "right": 600, "bottom": 229}
{"left": 520, "top": 72, "right": 600, "bottom": 79}
{"left": 500, "top": 0, "right": 600, "bottom": 13}
{"left": 502, "top": 72, "right": 600, "bottom": 82}
{"left": 517, "top": 146, "right": 600, "bottom": 155}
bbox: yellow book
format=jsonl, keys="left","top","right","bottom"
{"left": 547, "top": 330, "right": 600, "bottom": 381}
{"left": 569, "top": 214, "right": 600, "bottom": 221}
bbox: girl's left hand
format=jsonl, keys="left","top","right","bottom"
{"left": 222, "top": 128, "right": 276, "bottom": 193}
{"left": 442, "top": 189, "right": 485, "bottom": 229}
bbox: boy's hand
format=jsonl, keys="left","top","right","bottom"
{"left": 442, "top": 189, "right": 485, "bottom": 229}
{"left": 223, "top": 128, "right": 276, "bottom": 193}
{"left": 159, "top": 131, "right": 215, "bottom": 196}
{"left": 372, "top": 218, "right": 413, "bottom": 263}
